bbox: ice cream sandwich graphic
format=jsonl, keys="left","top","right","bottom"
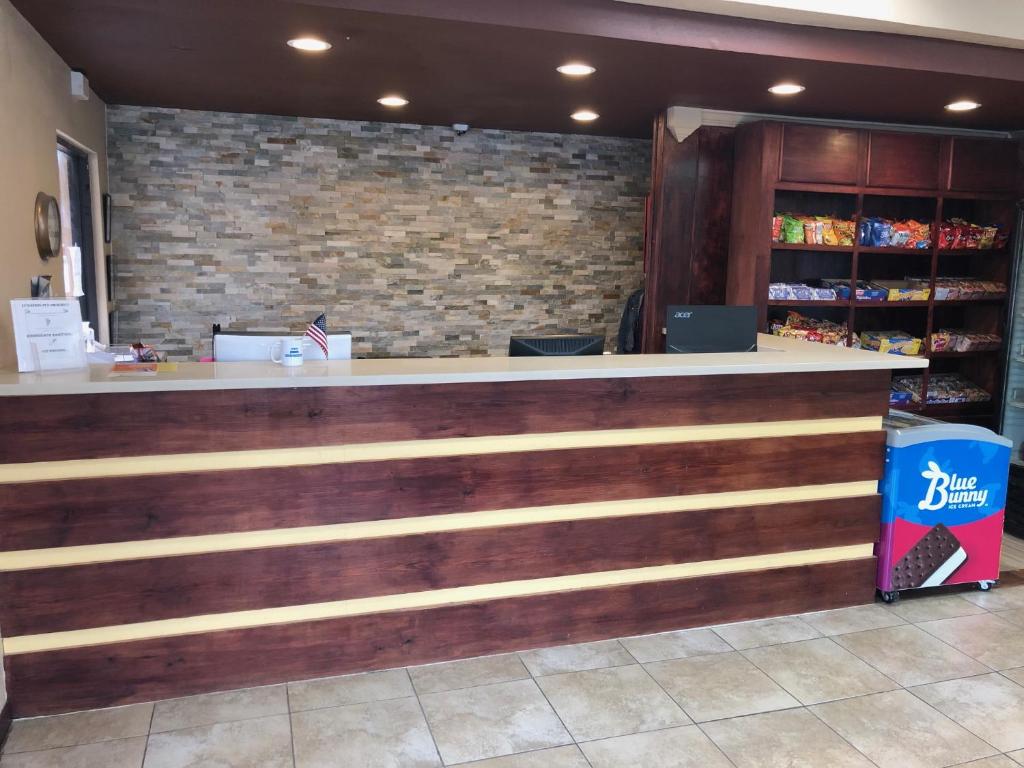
{"left": 891, "top": 523, "right": 967, "bottom": 590}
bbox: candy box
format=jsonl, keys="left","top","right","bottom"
{"left": 872, "top": 280, "right": 930, "bottom": 302}
{"left": 823, "top": 279, "right": 887, "bottom": 301}
{"left": 860, "top": 330, "right": 923, "bottom": 356}
{"left": 928, "top": 332, "right": 954, "bottom": 352}
{"left": 889, "top": 390, "right": 914, "bottom": 406}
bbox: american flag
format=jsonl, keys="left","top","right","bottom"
{"left": 305, "top": 313, "right": 329, "bottom": 358}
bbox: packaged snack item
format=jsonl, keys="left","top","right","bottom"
{"left": 782, "top": 215, "right": 804, "bottom": 244}
{"left": 860, "top": 330, "right": 923, "bottom": 356}
{"left": 889, "top": 389, "right": 914, "bottom": 406}
{"left": 834, "top": 220, "right": 856, "bottom": 246}
{"left": 924, "top": 373, "right": 991, "bottom": 404}
{"left": 937, "top": 222, "right": 956, "bottom": 249}
{"left": 803, "top": 220, "right": 817, "bottom": 245}
{"left": 772, "top": 215, "right": 783, "bottom": 242}
{"left": 979, "top": 226, "right": 997, "bottom": 250}
{"left": 928, "top": 331, "right": 953, "bottom": 352}
{"left": 820, "top": 219, "right": 839, "bottom": 246}
{"left": 872, "top": 280, "right": 930, "bottom": 302}
{"left": 822, "top": 279, "right": 886, "bottom": 301}
{"left": 771, "top": 311, "right": 854, "bottom": 347}
{"left": 942, "top": 330, "right": 1002, "bottom": 352}
{"left": 767, "top": 283, "right": 838, "bottom": 301}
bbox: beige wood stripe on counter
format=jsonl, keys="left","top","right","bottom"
{"left": 0, "top": 481, "right": 879, "bottom": 571}
{"left": 0, "top": 416, "right": 882, "bottom": 484}
{"left": 2, "top": 543, "right": 874, "bottom": 655}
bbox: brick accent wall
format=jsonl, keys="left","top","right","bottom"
{"left": 107, "top": 106, "right": 651, "bottom": 359}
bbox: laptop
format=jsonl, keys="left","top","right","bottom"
{"left": 665, "top": 305, "right": 757, "bottom": 353}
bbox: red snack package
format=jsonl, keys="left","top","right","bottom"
{"left": 937, "top": 223, "right": 955, "bottom": 250}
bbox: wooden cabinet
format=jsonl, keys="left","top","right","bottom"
{"left": 867, "top": 132, "right": 942, "bottom": 190}
{"left": 641, "top": 119, "right": 734, "bottom": 352}
{"left": 779, "top": 124, "right": 860, "bottom": 185}
{"left": 949, "top": 138, "right": 1021, "bottom": 193}
{"left": 727, "top": 119, "right": 1022, "bottom": 425}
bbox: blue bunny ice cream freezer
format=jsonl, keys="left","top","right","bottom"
{"left": 877, "top": 412, "right": 1011, "bottom": 600}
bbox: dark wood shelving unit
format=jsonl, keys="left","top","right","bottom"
{"left": 727, "top": 121, "right": 1022, "bottom": 425}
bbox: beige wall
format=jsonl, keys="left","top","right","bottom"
{"left": 0, "top": 0, "right": 108, "bottom": 371}
{"left": 0, "top": 0, "right": 108, "bottom": 711}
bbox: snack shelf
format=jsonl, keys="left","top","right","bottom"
{"left": 731, "top": 122, "right": 1018, "bottom": 429}
{"left": 928, "top": 349, "right": 1000, "bottom": 359}
{"left": 854, "top": 300, "right": 930, "bottom": 308}
{"left": 767, "top": 299, "right": 850, "bottom": 307}
{"left": 857, "top": 246, "right": 932, "bottom": 255}
{"left": 771, "top": 243, "right": 854, "bottom": 253}
{"left": 934, "top": 297, "right": 1007, "bottom": 305}
{"left": 937, "top": 248, "right": 1010, "bottom": 257}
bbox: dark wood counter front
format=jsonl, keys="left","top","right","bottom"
{"left": 0, "top": 351, "right": 908, "bottom": 716}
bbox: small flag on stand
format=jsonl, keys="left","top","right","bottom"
{"left": 305, "top": 313, "right": 329, "bottom": 358}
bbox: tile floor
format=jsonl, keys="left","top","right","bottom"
{"left": 3, "top": 584, "right": 1024, "bottom": 767}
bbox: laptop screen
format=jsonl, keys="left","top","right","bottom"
{"left": 665, "top": 305, "right": 757, "bottom": 354}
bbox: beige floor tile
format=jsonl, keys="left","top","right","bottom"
{"left": 918, "top": 613, "right": 1024, "bottom": 670}
{"left": 287, "top": 667, "right": 413, "bottom": 712}
{"left": 912, "top": 673, "right": 1024, "bottom": 752}
{"left": 811, "top": 689, "right": 997, "bottom": 768}
{"left": 834, "top": 624, "right": 990, "bottom": 686}
{"left": 291, "top": 697, "right": 439, "bottom": 768}
{"left": 953, "top": 758, "right": 1020, "bottom": 768}
{"left": 619, "top": 629, "right": 731, "bottom": 663}
{"left": 410, "top": 654, "right": 530, "bottom": 695}
{"left": 884, "top": 594, "right": 988, "bottom": 624}
{"left": 995, "top": 609, "right": 1024, "bottom": 628}
{"left": 0, "top": 737, "right": 146, "bottom": 768}
{"left": 447, "top": 745, "right": 589, "bottom": 767}
{"left": 711, "top": 616, "right": 821, "bottom": 650}
{"left": 535, "top": 665, "right": 688, "bottom": 742}
{"left": 519, "top": 640, "right": 632, "bottom": 676}
{"left": 1007, "top": 749, "right": 1024, "bottom": 765}
{"left": 959, "top": 585, "right": 1024, "bottom": 611}
{"left": 580, "top": 725, "right": 733, "bottom": 768}
{"left": 419, "top": 679, "right": 570, "bottom": 764}
{"left": 800, "top": 604, "right": 906, "bottom": 636}
{"left": 143, "top": 714, "right": 292, "bottom": 768}
{"left": 3, "top": 703, "right": 153, "bottom": 754}
{"left": 1005, "top": 667, "right": 1024, "bottom": 685}
{"left": 701, "top": 708, "right": 875, "bottom": 768}
{"left": 645, "top": 652, "right": 798, "bottom": 722}
{"left": 742, "top": 637, "right": 897, "bottom": 705}
{"left": 450, "top": 749, "right": 589, "bottom": 765}
{"left": 150, "top": 684, "right": 287, "bottom": 734}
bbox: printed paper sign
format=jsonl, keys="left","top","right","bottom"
{"left": 10, "top": 299, "right": 86, "bottom": 372}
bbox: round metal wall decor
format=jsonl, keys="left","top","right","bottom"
{"left": 34, "top": 192, "right": 62, "bottom": 260}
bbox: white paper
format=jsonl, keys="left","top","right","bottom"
{"left": 68, "top": 246, "right": 84, "bottom": 297}
{"left": 10, "top": 299, "right": 87, "bottom": 372}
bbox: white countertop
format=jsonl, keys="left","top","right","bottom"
{"left": 0, "top": 335, "right": 927, "bottom": 396}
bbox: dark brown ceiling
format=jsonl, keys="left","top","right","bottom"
{"left": 13, "top": 0, "right": 1024, "bottom": 138}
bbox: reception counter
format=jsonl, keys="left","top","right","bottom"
{"left": 0, "top": 335, "right": 926, "bottom": 716}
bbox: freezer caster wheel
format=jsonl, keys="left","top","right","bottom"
{"left": 880, "top": 590, "right": 900, "bottom": 604}
{"left": 977, "top": 580, "right": 996, "bottom": 592}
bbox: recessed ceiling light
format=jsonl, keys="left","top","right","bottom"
{"left": 768, "top": 82, "right": 805, "bottom": 95}
{"left": 571, "top": 109, "right": 599, "bottom": 122}
{"left": 557, "top": 62, "right": 596, "bottom": 76}
{"left": 377, "top": 95, "right": 409, "bottom": 107}
{"left": 946, "top": 100, "right": 981, "bottom": 112}
{"left": 287, "top": 37, "right": 332, "bottom": 52}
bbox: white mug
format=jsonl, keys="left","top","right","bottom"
{"left": 271, "top": 337, "right": 305, "bottom": 367}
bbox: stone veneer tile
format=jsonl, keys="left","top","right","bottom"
{"left": 107, "top": 107, "right": 650, "bottom": 360}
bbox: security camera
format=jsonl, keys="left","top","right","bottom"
{"left": 452, "top": 123, "right": 470, "bottom": 136}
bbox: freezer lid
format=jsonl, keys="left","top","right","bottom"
{"left": 884, "top": 411, "right": 1013, "bottom": 448}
